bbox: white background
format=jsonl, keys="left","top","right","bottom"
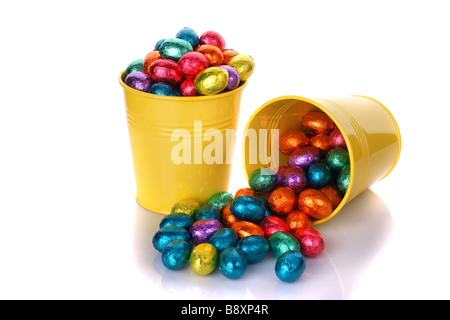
{"left": 1, "top": 0, "right": 449, "bottom": 300}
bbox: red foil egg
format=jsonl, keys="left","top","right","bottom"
{"left": 196, "top": 45, "right": 224, "bottom": 66}
{"left": 222, "top": 49, "right": 239, "bottom": 64}
{"left": 286, "top": 209, "right": 311, "bottom": 232}
{"left": 178, "top": 52, "right": 209, "bottom": 79}
{"left": 293, "top": 227, "right": 325, "bottom": 257}
{"left": 199, "top": 31, "right": 226, "bottom": 50}
{"left": 302, "top": 111, "right": 335, "bottom": 135}
{"left": 222, "top": 204, "right": 238, "bottom": 228}
{"left": 231, "top": 221, "right": 265, "bottom": 239}
{"left": 330, "top": 127, "right": 347, "bottom": 149}
{"left": 310, "top": 134, "right": 332, "bottom": 152}
{"left": 268, "top": 187, "right": 297, "bottom": 215}
{"left": 259, "top": 216, "right": 290, "bottom": 238}
{"left": 319, "top": 185, "right": 343, "bottom": 209}
{"left": 279, "top": 130, "right": 309, "bottom": 155}
{"left": 149, "top": 59, "right": 183, "bottom": 85}
{"left": 298, "top": 189, "right": 333, "bottom": 219}
{"left": 143, "top": 50, "right": 161, "bottom": 76}
{"left": 179, "top": 78, "right": 199, "bottom": 96}
{"left": 235, "top": 188, "right": 257, "bottom": 198}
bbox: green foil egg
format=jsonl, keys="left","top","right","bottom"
{"left": 171, "top": 199, "right": 200, "bottom": 218}
{"left": 337, "top": 164, "right": 351, "bottom": 194}
{"left": 325, "top": 149, "right": 350, "bottom": 173}
{"left": 248, "top": 167, "right": 277, "bottom": 193}
{"left": 159, "top": 38, "right": 193, "bottom": 61}
{"left": 189, "top": 243, "right": 218, "bottom": 276}
{"left": 124, "top": 58, "right": 144, "bottom": 77}
{"left": 194, "top": 67, "right": 229, "bottom": 95}
{"left": 269, "top": 231, "right": 300, "bottom": 258}
{"left": 206, "top": 191, "right": 234, "bottom": 209}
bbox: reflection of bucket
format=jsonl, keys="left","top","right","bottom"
{"left": 242, "top": 95, "right": 401, "bottom": 225}
{"left": 119, "top": 71, "right": 247, "bottom": 214}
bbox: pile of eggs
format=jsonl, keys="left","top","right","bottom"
{"left": 123, "top": 27, "right": 254, "bottom": 96}
{"left": 152, "top": 111, "right": 350, "bottom": 282}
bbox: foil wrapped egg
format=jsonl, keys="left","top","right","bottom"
{"left": 178, "top": 51, "right": 209, "bottom": 79}
{"left": 149, "top": 82, "right": 180, "bottom": 96}
{"left": 268, "top": 187, "right": 297, "bottom": 215}
{"left": 279, "top": 130, "right": 309, "bottom": 155}
{"left": 222, "top": 49, "right": 239, "bottom": 64}
{"left": 298, "top": 189, "right": 333, "bottom": 219}
{"left": 307, "top": 163, "right": 333, "bottom": 188}
{"left": 207, "top": 191, "right": 234, "bottom": 210}
{"left": 179, "top": 78, "right": 200, "bottom": 96}
{"left": 231, "top": 221, "right": 264, "bottom": 239}
{"left": 124, "top": 71, "right": 152, "bottom": 92}
{"left": 194, "top": 67, "right": 229, "bottom": 95}
{"left": 275, "top": 251, "right": 306, "bottom": 283}
{"left": 159, "top": 212, "right": 194, "bottom": 230}
{"left": 221, "top": 204, "right": 238, "bottom": 228}
{"left": 195, "top": 204, "right": 221, "bottom": 221}
{"left": 218, "top": 65, "right": 240, "bottom": 90}
{"left": 255, "top": 196, "right": 276, "bottom": 217}
{"left": 293, "top": 227, "right": 325, "bottom": 257}
{"left": 189, "top": 243, "right": 218, "bottom": 276}
{"left": 310, "top": 134, "right": 332, "bottom": 152}
{"left": 230, "top": 195, "right": 265, "bottom": 224}
{"left": 337, "top": 164, "right": 351, "bottom": 194}
{"left": 228, "top": 54, "right": 255, "bottom": 82}
{"left": 259, "top": 216, "right": 290, "bottom": 239}
{"left": 190, "top": 219, "right": 222, "bottom": 245}
{"left": 302, "top": 111, "right": 335, "bottom": 135}
{"left": 288, "top": 146, "right": 321, "bottom": 170}
{"left": 268, "top": 231, "right": 300, "bottom": 258}
{"left": 286, "top": 209, "right": 312, "bottom": 232}
{"left": 325, "top": 148, "right": 350, "bottom": 173}
{"left": 199, "top": 30, "right": 226, "bottom": 50}
{"left": 218, "top": 247, "right": 247, "bottom": 279}
{"left": 330, "top": 127, "right": 347, "bottom": 149}
{"left": 161, "top": 239, "right": 192, "bottom": 270}
{"left": 319, "top": 185, "right": 343, "bottom": 209}
{"left": 143, "top": 50, "right": 161, "bottom": 76}
{"left": 176, "top": 27, "right": 199, "bottom": 49}
{"left": 282, "top": 166, "right": 307, "bottom": 193}
{"left": 235, "top": 235, "right": 269, "bottom": 263}
{"left": 209, "top": 228, "right": 238, "bottom": 253}
{"left": 248, "top": 167, "right": 277, "bottom": 193}
{"left": 124, "top": 58, "right": 144, "bottom": 77}
{"left": 152, "top": 226, "right": 190, "bottom": 252}
{"left": 171, "top": 199, "right": 201, "bottom": 218}
{"left": 196, "top": 45, "right": 224, "bottom": 66}
{"left": 159, "top": 38, "right": 193, "bottom": 62}
{"left": 235, "top": 188, "right": 256, "bottom": 198}
{"left": 154, "top": 38, "right": 166, "bottom": 50}
{"left": 149, "top": 59, "right": 183, "bottom": 85}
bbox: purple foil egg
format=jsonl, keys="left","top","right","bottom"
{"left": 218, "top": 65, "right": 240, "bottom": 90}
{"left": 288, "top": 146, "right": 321, "bottom": 170}
{"left": 190, "top": 219, "right": 222, "bottom": 245}
{"left": 124, "top": 71, "right": 152, "bottom": 92}
{"left": 282, "top": 167, "right": 307, "bottom": 193}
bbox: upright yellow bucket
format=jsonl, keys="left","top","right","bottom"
{"left": 242, "top": 95, "right": 401, "bottom": 225}
{"left": 119, "top": 72, "right": 247, "bottom": 214}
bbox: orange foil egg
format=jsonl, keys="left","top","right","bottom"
{"left": 319, "top": 185, "right": 343, "bottom": 210}
{"left": 268, "top": 187, "right": 297, "bottom": 215}
{"left": 279, "top": 130, "right": 309, "bottom": 155}
{"left": 302, "top": 112, "right": 335, "bottom": 135}
{"left": 221, "top": 204, "right": 238, "bottom": 228}
{"left": 143, "top": 50, "right": 161, "bottom": 76}
{"left": 231, "top": 221, "right": 264, "bottom": 239}
{"left": 286, "top": 209, "right": 312, "bottom": 232}
{"left": 196, "top": 45, "right": 224, "bottom": 66}
{"left": 298, "top": 189, "right": 333, "bottom": 219}
{"left": 235, "top": 188, "right": 257, "bottom": 198}
{"left": 309, "top": 134, "right": 332, "bottom": 152}
{"left": 222, "top": 49, "right": 239, "bottom": 64}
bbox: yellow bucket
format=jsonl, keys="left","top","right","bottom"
{"left": 119, "top": 71, "right": 247, "bottom": 214}
{"left": 242, "top": 95, "right": 401, "bottom": 225}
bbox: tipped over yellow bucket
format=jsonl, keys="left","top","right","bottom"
{"left": 242, "top": 95, "right": 401, "bottom": 225}
{"left": 119, "top": 71, "right": 247, "bottom": 214}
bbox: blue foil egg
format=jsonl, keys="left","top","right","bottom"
{"left": 337, "top": 164, "right": 351, "bottom": 194}
{"left": 159, "top": 212, "right": 194, "bottom": 230}
{"left": 218, "top": 247, "right": 247, "bottom": 279}
{"left": 209, "top": 228, "right": 238, "bottom": 253}
{"left": 235, "top": 235, "right": 269, "bottom": 264}
{"left": 255, "top": 196, "right": 276, "bottom": 217}
{"left": 307, "top": 163, "right": 333, "bottom": 188}
{"left": 149, "top": 82, "right": 180, "bottom": 96}
{"left": 152, "top": 226, "right": 190, "bottom": 252}
{"left": 176, "top": 27, "right": 199, "bottom": 49}
{"left": 155, "top": 38, "right": 166, "bottom": 50}
{"left": 161, "top": 239, "right": 192, "bottom": 270}
{"left": 275, "top": 250, "right": 306, "bottom": 282}
{"left": 195, "top": 204, "right": 221, "bottom": 221}
{"left": 230, "top": 195, "right": 265, "bottom": 224}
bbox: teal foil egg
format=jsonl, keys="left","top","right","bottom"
{"left": 337, "top": 164, "right": 351, "bottom": 194}
{"left": 159, "top": 212, "right": 194, "bottom": 230}
{"left": 161, "top": 239, "right": 192, "bottom": 270}
{"left": 176, "top": 27, "right": 199, "bottom": 49}
{"left": 152, "top": 226, "right": 190, "bottom": 252}
{"left": 125, "top": 58, "right": 144, "bottom": 77}
{"left": 159, "top": 38, "right": 193, "bottom": 61}
{"left": 195, "top": 204, "right": 221, "bottom": 221}
{"left": 230, "top": 195, "right": 265, "bottom": 224}
{"left": 218, "top": 248, "right": 247, "bottom": 279}
{"left": 307, "top": 163, "right": 333, "bottom": 188}
{"left": 235, "top": 235, "right": 269, "bottom": 264}
{"left": 209, "top": 228, "right": 238, "bottom": 253}
{"left": 325, "top": 148, "right": 350, "bottom": 172}
{"left": 248, "top": 167, "right": 277, "bottom": 193}
{"left": 269, "top": 231, "right": 300, "bottom": 258}
{"left": 207, "top": 191, "right": 234, "bottom": 210}
{"left": 275, "top": 251, "right": 306, "bottom": 282}
{"left": 149, "top": 82, "right": 180, "bottom": 96}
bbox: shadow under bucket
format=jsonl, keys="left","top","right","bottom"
{"left": 119, "top": 71, "right": 247, "bottom": 214}
{"left": 242, "top": 95, "right": 401, "bottom": 225}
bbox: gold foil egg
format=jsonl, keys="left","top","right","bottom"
{"left": 194, "top": 67, "right": 229, "bottom": 95}
{"left": 227, "top": 54, "right": 255, "bottom": 81}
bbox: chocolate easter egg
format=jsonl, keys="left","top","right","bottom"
{"left": 194, "top": 67, "right": 229, "bottom": 95}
